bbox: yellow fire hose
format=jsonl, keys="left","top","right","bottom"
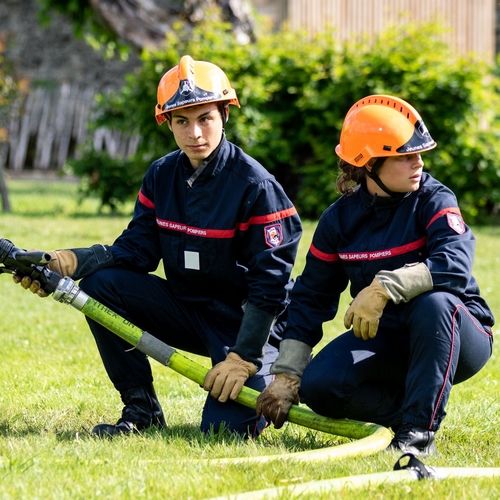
{"left": 205, "top": 466, "right": 500, "bottom": 500}
{"left": 3, "top": 242, "right": 499, "bottom": 498}
{"left": 51, "top": 277, "right": 500, "bottom": 499}
{"left": 52, "top": 276, "right": 392, "bottom": 463}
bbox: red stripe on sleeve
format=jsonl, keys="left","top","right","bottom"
{"left": 426, "top": 207, "right": 461, "bottom": 230}
{"left": 155, "top": 207, "right": 297, "bottom": 239}
{"left": 338, "top": 236, "right": 427, "bottom": 261}
{"left": 138, "top": 189, "right": 155, "bottom": 209}
{"left": 309, "top": 243, "right": 340, "bottom": 262}
{"left": 155, "top": 218, "right": 236, "bottom": 238}
{"left": 238, "top": 207, "right": 298, "bottom": 231}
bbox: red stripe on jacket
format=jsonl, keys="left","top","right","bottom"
{"left": 140, "top": 189, "right": 298, "bottom": 239}
{"left": 310, "top": 236, "right": 427, "bottom": 263}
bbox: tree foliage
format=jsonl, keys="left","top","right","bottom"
{"left": 69, "top": 17, "right": 500, "bottom": 223}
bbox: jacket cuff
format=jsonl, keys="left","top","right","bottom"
{"left": 270, "top": 339, "right": 312, "bottom": 377}
{"left": 230, "top": 302, "right": 276, "bottom": 370}
{"left": 376, "top": 262, "right": 433, "bottom": 304}
{"left": 72, "top": 244, "right": 114, "bottom": 280}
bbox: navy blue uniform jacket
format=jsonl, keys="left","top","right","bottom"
{"left": 284, "top": 172, "right": 494, "bottom": 347}
{"left": 110, "top": 138, "right": 302, "bottom": 325}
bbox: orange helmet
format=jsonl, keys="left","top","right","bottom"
{"left": 155, "top": 55, "right": 240, "bottom": 125}
{"left": 335, "top": 95, "right": 436, "bottom": 166}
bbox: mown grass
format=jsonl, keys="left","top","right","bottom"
{"left": 0, "top": 178, "right": 499, "bottom": 499}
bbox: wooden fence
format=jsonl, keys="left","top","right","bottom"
{"left": 1, "top": 83, "right": 139, "bottom": 173}
{"left": 253, "top": 0, "right": 496, "bottom": 62}
{"left": 2, "top": 0, "right": 496, "bottom": 174}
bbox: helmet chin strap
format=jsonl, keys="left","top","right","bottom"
{"left": 219, "top": 102, "right": 229, "bottom": 128}
{"left": 365, "top": 157, "right": 409, "bottom": 199}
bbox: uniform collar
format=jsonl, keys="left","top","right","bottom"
{"left": 184, "top": 135, "right": 229, "bottom": 188}
{"left": 359, "top": 180, "right": 410, "bottom": 207}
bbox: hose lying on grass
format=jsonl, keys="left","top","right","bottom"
{"left": 1, "top": 242, "right": 497, "bottom": 499}
{"left": 0, "top": 241, "right": 392, "bottom": 462}
{"left": 51, "top": 278, "right": 500, "bottom": 499}
{"left": 52, "top": 276, "right": 392, "bottom": 462}
{"left": 205, "top": 463, "right": 500, "bottom": 500}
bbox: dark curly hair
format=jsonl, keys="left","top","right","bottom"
{"left": 336, "top": 159, "right": 367, "bottom": 194}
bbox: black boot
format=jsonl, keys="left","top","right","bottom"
{"left": 388, "top": 422, "right": 438, "bottom": 456}
{"left": 92, "top": 384, "right": 166, "bottom": 437}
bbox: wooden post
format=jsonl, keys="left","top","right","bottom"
{"left": 0, "top": 141, "right": 11, "bottom": 212}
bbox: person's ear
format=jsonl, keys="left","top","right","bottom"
{"left": 365, "top": 159, "right": 375, "bottom": 173}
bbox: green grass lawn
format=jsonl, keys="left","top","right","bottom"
{"left": 0, "top": 178, "right": 499, "bottom": 499}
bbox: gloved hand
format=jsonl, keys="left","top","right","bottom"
{"left": 13, "top": 274, "right": 50, "bottom": 297}
{"left": 11, "top": 249, "right": 68, "bottom": 298}
{"left": 344, "top": 278, "right": 390, "bottom": 340}
{"left": 203, "top": 352, "right": 258, "bottom": 402}
{"left": 256, "top": 373, "right": 301, "bottom": 429}
{"left": 13, "top": 244, "right": 114, "bottom": 296}
{"left": 42, "top": 249, "right": 78, "bottom": 276}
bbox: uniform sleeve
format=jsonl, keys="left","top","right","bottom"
{"left": 237, "top": 178, "right": 302, "bottom": 316}
{"left": 283, "top": 210, "right": 349, "bottom": 347}
{"left": 420, "top": 184, "right": 476, "bottom": 294}
{"left": 110, "top": 163, "right": 162, "bottom": 273}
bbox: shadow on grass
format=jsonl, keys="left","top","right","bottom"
{"left": 0, "top": 419, "right": 340, "bottom": 454}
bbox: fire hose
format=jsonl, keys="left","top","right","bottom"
{"left": 0, "top": 237, "right": 391, "bottom": 458}
{"left": 1, "top": 238, "right": 499, "bottom": 498}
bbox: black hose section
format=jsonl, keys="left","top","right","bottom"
{"left": 0, "top": 238, "right": 63, "bottom": 293}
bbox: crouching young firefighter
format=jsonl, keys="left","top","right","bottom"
{"left": 16, "top": 55, "right": 302, "bottom": 439}
{"left": 256, "top": 94, "right": 494, "bottom": 456}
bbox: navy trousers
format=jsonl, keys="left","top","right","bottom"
{"left": 300, "top": 291, "right": 493, "bottom": 431}
{"left": 80, "top": 268, "right": 279, "bottom": 437}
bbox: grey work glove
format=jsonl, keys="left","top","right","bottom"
{"left": 231, "top": 302, "right": 276, "bottom": 370}
{"left": 203, "top": 352, "right": 258, "bottom": 403}
{"left": 376, "top": 262, "right": 433, "bottom": 303}
{"left": 256, "top": 339, "right": 312, "bottom": 428}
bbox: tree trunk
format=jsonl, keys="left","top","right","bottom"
{"left": 0, "top": 151, "right": 11, "bottom": 212}
{"left": 89, "top": 0, "right": 256, "bottom": 50}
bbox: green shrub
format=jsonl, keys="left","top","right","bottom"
{"left": 70, "top": 148, "right": 144, "bottom": 212}
{"left": 68, "top": 16, "right": 500, "bottom": 223}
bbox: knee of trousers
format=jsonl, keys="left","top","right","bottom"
{"left": 300, "top": 362, "right": 350, "bottom": 411}
{"left": 405, "top": 291, "right": 463, "bottom": 333}
{"left": 200, "top": 396, "right": 267, "bottom": 438}
{"left": 80, "top": 268, "right": 125, "bottom": 306}
{"left": 409, "top": 290, "right": 459, "bottom": 312}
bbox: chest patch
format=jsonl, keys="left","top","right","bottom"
{"left": 264, "top": 224, "right": 283, "bottom": 248}
{"left": 184, "top": 250, "right": 200, "bottom": 270}
{"left": 446, "top": 212, "right": 465, "bottom": 234}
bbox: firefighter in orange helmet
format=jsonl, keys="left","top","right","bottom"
{"left": 256, "top": 95, "right": 494, "bottom": 456}
{"left": 155, "top": 55, "right": 239, "bottom": 126}
{"left": 18, "top": 56, "right": 302, "bottom": 438}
